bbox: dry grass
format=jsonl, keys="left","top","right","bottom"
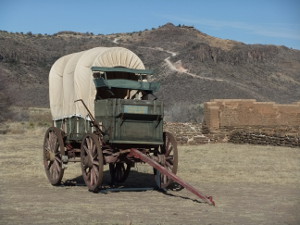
{"left": 1, "top": 127, "right": 299, "bottom": 185}
{"left": 0, "top": 107, "right": 52, "bottom": 134}
{"left": 179, "top": 144, "right": 300, "bottom": 185}
{"left": 0, "top": 126, "right": 299, "bottom": 225}
{"left": 0, "top": 121, "right": 49, "bottom": 135}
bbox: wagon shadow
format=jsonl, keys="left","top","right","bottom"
{"left": 63, "top": 176, "right": 85, "bottom": 186}
{"left": 63, "top": 170, "right": 158, "bottom": 188}
{"left": 159, "top": 190, "right": 203, "bottom": 204}
{"left": 61, "top": 170, "right": 202, "bottom": 203}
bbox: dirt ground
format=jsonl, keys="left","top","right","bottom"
{"left": 0, "top": 127, "right": 300, "bottom": 225}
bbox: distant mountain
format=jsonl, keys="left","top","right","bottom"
{"left": 1, "top": 23, "right": 299, "bottom": 122}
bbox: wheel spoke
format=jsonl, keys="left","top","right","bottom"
{"left": 90, "top": 169, "right": 95, "bottom": 185}
{"left": 86, "top": 138, "right": 91, "bottom": 150}
{"left": 93, "top": 165, "right": 99, "bottom": 180}
{"left": 91, "top": 142, "right": 96, "bottom": 155}
{"left": 47, "top": 160, "right": 54, "bottom": 170}
{"left": 49, "top": 132, "right": 57, "bottom": 150}
{"left": 166, "top": 137, "right": 171, "bottom": 152}
{"left": 45, "top": 140, "right": 51, "bottom": 152}
{"left": 83, "top": 145, "right": 89, "bottom": 155}
{"left": 162, "top": 174, "right": 168, "bottom": 184}
{"left": 165, "top": 145, "right": 173, "bottom": 157}
{"left": 48, "top": 134, "right": 53, "bottom": 150}
{"left": 55, "top": 156, "right": 62, "bottom": 164}
{"left": 92, "top": 152, "right": 98, "bottom": 160}
{"left": 166, "top": 155, "right": 174, "bottom": 162}
{"left": 93, "top": 160, "right": 99, "bottom": 166}
{"left": 50, "top": 162, "right": 58, "bottom": 179}
{"left": 53, "top": 160, "right": 60, "bottom": 173}
{"left": 165, "top": 160, "right": 173, "bottom": 168}
{"left": 87, "top": 169, "right": 91, "bottom": 181}
{"left": 120, "top": 163, "right": 125, "bottom": 171}
{"left": 55, "top": 141, "right": 60, "bottom": 153}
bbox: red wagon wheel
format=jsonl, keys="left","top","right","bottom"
{"left": 109, "top": 163, "right": 131, "bottom": 184}
{"left": 154, "top": 132, "right": 178, "bottom": 189}
{"left": 43, "top": 127, "right": 65, "bottom": 185}
{"left": 80, "top": 133, "right": 104, "bottom": 192}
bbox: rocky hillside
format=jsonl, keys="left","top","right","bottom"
{"left": 1, "top": 23, "right": 299, "bottom": 122}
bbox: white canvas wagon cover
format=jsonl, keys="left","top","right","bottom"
{"left": 49, "top": 47, "right": 145, "bottom": 120}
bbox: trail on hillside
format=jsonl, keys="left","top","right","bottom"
{"left": 109, "top": 39, "right": 268, "bottom": 100}
{"left": 140, "top": 46, "right": 225, "bottom": 82}
{"left": 146, "top": 46, "right": 267, "bottom": 100}
{"left": 113, "top": 38, "right": 119, "bottom": 44}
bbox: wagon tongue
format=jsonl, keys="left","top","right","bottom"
{"left": 128, "top": 148, "right": 215, "bottom": 206}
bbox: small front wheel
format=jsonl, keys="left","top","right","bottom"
{"left": 80, "top": 133, "right": 104, "bottom": 192}
{"left": 154, "top": 132, "right": 178, "bottom": 189}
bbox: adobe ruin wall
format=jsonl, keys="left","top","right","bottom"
{"left": 202, "top": 99, "right": 300, "bottom": 147}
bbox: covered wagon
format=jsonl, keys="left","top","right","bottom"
{"left": 43, "top": 47, "right": 214, "bottom": 205}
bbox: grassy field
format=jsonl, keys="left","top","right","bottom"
{"left": 0, "top": 123, "right": 299, "bottom": 225}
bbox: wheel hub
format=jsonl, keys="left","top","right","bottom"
{"left": 49, "top": 151, "right": 55, "bottom": 161}
{"left": 157, "top": 154, "right": 166, "bottom": 166}
{"left": 86, "top": 155, "right": 93, "bottom": 168}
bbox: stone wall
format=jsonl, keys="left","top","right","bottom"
{"left": 229, "top": 131, "right": 300, "bottom": 147}
{"left": 164, "top": 122, "right": 209, "bottom": 145}
{"left": 202, "top": 99, "right": 300, "bottom": 147}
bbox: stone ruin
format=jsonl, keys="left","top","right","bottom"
{"left": 164, "top": 122, "right": 209, "bottom": 145}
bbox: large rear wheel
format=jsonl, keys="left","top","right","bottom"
{"left": 80, "top": 133, "right": 104, "bottom": 192}
{"left": 43, "top": 127, "right": 65, "bottom": 185}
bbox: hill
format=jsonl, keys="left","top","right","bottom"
{"left": 1, "top": 23, "right": 300, "bottom": 122}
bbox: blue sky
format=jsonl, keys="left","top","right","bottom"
{"left": 1, "top": 0, "right": 300, "bottom": 49}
